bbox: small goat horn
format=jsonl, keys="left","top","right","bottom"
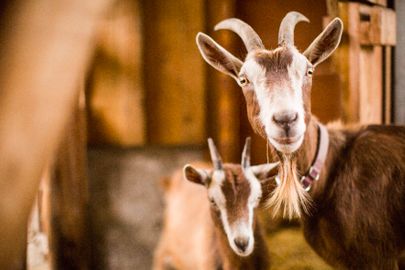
{"left": 208, "top": 138, "right": 223, "bottom": 170}
{"left": 278, "top": 11, "right": 309, "bottom": 46}
{"left": 215, "top": 18, "right": 264, "bottom": 52}
{"left": 241, "top": 137, "right": 251, "bottom": 168}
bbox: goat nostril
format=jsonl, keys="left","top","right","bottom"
{"left": 234, "top": 237, "right": 249, "bottom": 252}
{"left": 273, "top": 111, "right": 298, "bottom": 126}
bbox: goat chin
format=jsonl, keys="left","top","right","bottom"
{"left": 265, "top": 155, "right": 312, "bottom": 219}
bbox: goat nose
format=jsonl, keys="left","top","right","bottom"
{"left": 272, "top": 111, "right": 298, "bottom": 127}
{"left": 234, "top": 237, "right": 249, "bottom": 252}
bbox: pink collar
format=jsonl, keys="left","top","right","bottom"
{"left": 300, "top": 123, "right": 329, "bottom": 191}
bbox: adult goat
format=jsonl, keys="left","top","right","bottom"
{"left": 196, "top": 11, "right": 405, "bottom": 269}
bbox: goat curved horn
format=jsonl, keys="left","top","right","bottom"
{"left": 278, "top": 11, "right": 309, "bottom": 46}
{"left": 241, "top": 137, "right": 251, "bottom": 169}
{"left": 215, "top": 18, "right": 264, "bottom": 52}
{"left": 208, "top": 138, "right": 223, "bottom": 170}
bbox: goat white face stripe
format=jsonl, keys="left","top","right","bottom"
{"left": 208, "top": 170, "right": 233, "bottom": 245}
{"left": 243, "top": 49, "right": 307, "bottom": 153}
{"left": 228, "top": 167, "right": 262, "bottom": 256}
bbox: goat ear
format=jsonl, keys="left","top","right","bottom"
{"left": 250, "top": 162, "right": 279, "bottom": 181}
{"left": 303, "top": 18, "right": 343, "bottom": 67}
{"left": 183, "top": 164, "right": 209, "bottom": 186}
{"left": 196, "top": 32, "right": 243, "bottom": 81}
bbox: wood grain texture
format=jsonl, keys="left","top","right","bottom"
{"left": 205, "top": 0, "right": 241, "bottom": 162}
{"left": 87, "top": 0, "right": 145, "bottom": 146}
{"left": 50, "top": 91, "right": 91, "bottom": 269}
{"left": 359, "top": 46, "right": 383, "bottom": 123}
{"left": 339, "top": 2, "right": 386, "bottom": 124}
{"left": 339, "top": 2, "right": 361, "bottom": 123}
{"left": 359, "top": 5, "right": 396, "bottom": 46}
{"left": 383, "top": 46, "right": 392, "bottom": 124}
{"left": 144, "top": 0, "right": 206, "bottom": 145}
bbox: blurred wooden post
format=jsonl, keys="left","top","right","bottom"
{"left": 206, "top": 0, "right": 241, "bottom": 162}
{"left": 339, "top": 2, "right": 395, "bottom": 124}
{"left": 87, "top": 0, "right": 146, "bottom": 146}
{"left": 50, "top": 90, "right": 90, "bottom": 269}
{"left": 143, "top": 0, "right": 206, "bottom": 146}
{"left": 0, "top": 0, "right": 112, "bottom": 268}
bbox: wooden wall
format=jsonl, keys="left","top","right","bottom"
{"left": 338, "top": 2, "right": 395, "bottom": 125}
{"left": 85, "top": 0, "right": 395, "bottom": 161}
{"left": 143, "top": 0, "right": 206, "bottom": 145}
{"left": 87, "top": 0, "right": 145, "bottom": 146}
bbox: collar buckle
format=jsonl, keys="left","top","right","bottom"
{"left": 300, "top": 166, "right": 320, "bottom": 192}
{"left": 308, "top": 166, "right": 320, "bottom": 181}
{"left": 300, "top": 176, "right": 312, "bottom": 192}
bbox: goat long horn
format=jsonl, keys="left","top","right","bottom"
{"left": 278, "top": 11, "right": 309, "bottom": 46}
{"left": 208, "top": 138, "right": 223, "bottom": 170}
{"left": 241, "top": 137, "right": 251, "bottom": 169}
{"left": 215, "top": 18, "right": 264, "bottom": 52}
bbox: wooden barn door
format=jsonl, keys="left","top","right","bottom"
{"left": 339, "top": 1, "right": 395, "bottom": 124}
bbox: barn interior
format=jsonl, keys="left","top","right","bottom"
{"left": 0, "top": 0, "right": 401, "bottom": 269}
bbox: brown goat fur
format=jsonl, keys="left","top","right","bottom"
{"left": 294, "top": 119, "right": 405, "bottom": 269}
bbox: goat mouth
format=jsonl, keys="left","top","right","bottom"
{"left": 269, "top": 134, "right": 304, "bottom": 154}
{"left": 233, "top": 247, "right": 253, "bottom": 257}
{"left": 273, "top": 135, "right": 302, "bottom": 145}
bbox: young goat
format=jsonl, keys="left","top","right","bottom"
{"left": 197, "top": 11, "right": 405, "bottom": 269}
{"left": 153, "top": 138, "right": 278, "bottom": 270}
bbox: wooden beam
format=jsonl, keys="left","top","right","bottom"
{"left": 339, "top": 2, "right": 390, "bottom": 124}
{"left": 359, "top": 5, "right": 396, "bottom": 46}
{"left": 383, "top": 46, "right": 392, "bottom": 124}
{"left": 144, "top": 0, "right": 206, "bottom": 145}
{"left": 87, "top": 0, "right": 145, "bottom": 146}
{"left": 50, "top": 91, "right": 90, "bottom": 269}
{"left": 339, "top": 2, "right": 362, "bottom": 123}
{"left": 205, "top": 0, "right": 240, "bottom": 162}
{"left": 0, "top": 0, "right": 112, "bottom": 268}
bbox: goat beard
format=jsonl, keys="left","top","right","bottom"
{"left": 265, "top": 154, "right": 312, "bottom": 219}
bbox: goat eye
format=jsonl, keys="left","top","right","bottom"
{"left": 307, "top": 68, "right": 314, "bottom": 76}
{"left": 238, "top": 76, "right": 249, "bottom": 86}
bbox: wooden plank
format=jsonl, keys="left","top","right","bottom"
{"left": 359, "top": 5, "right": 396, "bottom": 46}
{"left": 0, "top": 0, "right": 112, "bottom": 268}
{"left": 359, "top": 46, "right": 383, "bottom": 123}
{"left": 50, "top": 91, "right": 90, "bottom": 269}
{"left": 87, "top": 0, "right": 145, "bottom": 146}
{"left": 326, "top": 0, "right": 339, "bottom": 17}
{"left": 144, "top": 0, "right": 206, "bottom": 145}
{"left": 361, "top": 0, "right": 388, "bottom": 6}
{"left": 383, "top": 46, "right": 392, "bottom": 123}
{"left": 205, "top": 0, "right": 240, "bottom": 162}
{"left": 339, "top": 2, "right": 386, "bottom": 124}
{"left": 394, "top": 1, "right": 405, "bottom": 124}
{"left": 339, "top": 2, "right": 362, "bottom": 123}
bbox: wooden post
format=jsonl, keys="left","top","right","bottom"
{"left": 86, "top": 0, "right": 145, "bottom": 146}
{"left": 143, "top": 0, "right": 206, "bottom": 146}
{"left": 0, "top": 0, "right": 112, "bottom": 268}
{"left": 205, "top": 0, "right": 240, "bottom": 162}
{"left": 338, "top": 2, "right": 395, "bottom": 124}
{"left": 50, "top": 91, "right": 90, "bottom": 269}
